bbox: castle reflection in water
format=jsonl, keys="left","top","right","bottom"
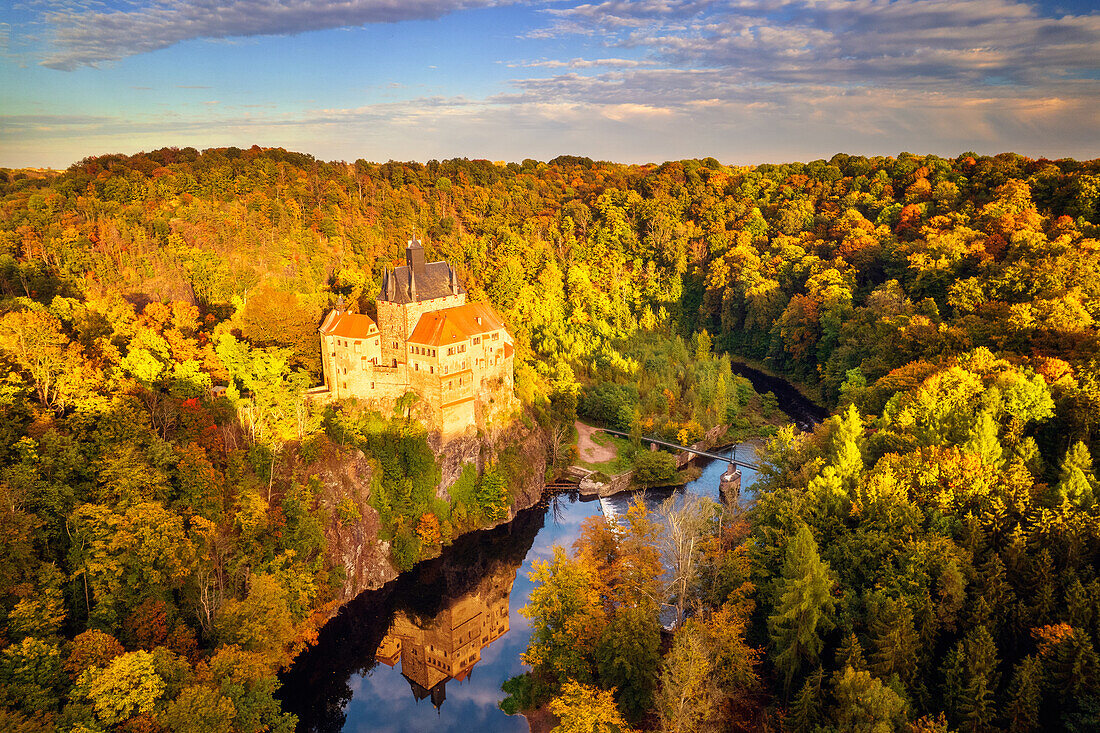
{"left": 375, "top": 562, "right": 516, "bottom": 709}
{"left": 280, "top": 502, "right": 547, "bottom": 733}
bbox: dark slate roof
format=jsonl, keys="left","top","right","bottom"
{"left": 379, "top": 260, "right": 466, "bottom": 304}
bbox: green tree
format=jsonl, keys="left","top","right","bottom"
{"left": 158, "top": 684, "right": 236, "bottom": 733}
{"left": 1004, "top": 655, "right": 1043, "bottom": 732}
{"left": 768, "top": 524, "right": 836, "bottom": 693}
{"left": 868, "top": 594, "right": 919, "bottom": 686}
{"left": 632, "top": 450, "right": 677, "bottom": 486}
{"left": 521, "top": 548, "right": 605, "bottom": 688}
{"left": 0, "top": 637, "right": 64, "bottom": 714}
{"left": 476, "top": 467, "right": 510, "bottom": 523}
{"left": 213, "top": 575, "right": 296, "bottom": 665}
{"left": 595, "top": 606, "right": 660, "bottom": 723}
{"left": 1055, "top": 441, "right": 1096, "bottom": 508}
{"left": 829, "top": 403, "right": 864, "bottom": 484}
{"left": 965, "top": 411, "right": 1004, "bottom": 469}
{"left": 830, "top": 665, "right": 907, "bottom": 732}
{"left": 656, "top": 621, "right": 719, "bottom": 733}
{"left": 788, "top": 666, "right": 825, "bottom": 733}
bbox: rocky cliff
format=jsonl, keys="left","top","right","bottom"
{"left": 312, "top": 416, "right": 549, "bottom": 603}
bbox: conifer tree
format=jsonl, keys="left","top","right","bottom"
{"left": 835, "top": 630, "right": 867, "bottom": 671}
{"left": 965, "top": 410, "right": 1004, "bottom": 469}
{"left": 1067, "top": 577, "right": 1093, "bottom": 631}
{"left": 1056, "top": 441, "right": 1096, "bottom": 508}
{"left": 830, "top": 665, "right": 907, "bottom": 732}
{"left": 829, "top": 403, "right": 864, "bottom": 487}
{"left": 768, "top": 524, "right": 836, "bottom": 694}
{"left": 868, "top": 595, "right": 919, "bottom": 686}
{"left": 788, "top": 666, "right": 825, "bottom": 733}
{"left": 941, "top": 643, "right": 967, "bottom": 722}
{"left": 1004, "top": 655, "right": 1044, "bottom": 732}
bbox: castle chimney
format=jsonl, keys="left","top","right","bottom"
{"left": 406, "top": 237, "right": 426, "bottom": 273}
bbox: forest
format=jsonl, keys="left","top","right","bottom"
{"left": 1, "top": 147, "right": 1099, "bottom": 731}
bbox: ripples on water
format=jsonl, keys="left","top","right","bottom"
{"left": 280, "top": 447, "right": 759, "bottom": 733}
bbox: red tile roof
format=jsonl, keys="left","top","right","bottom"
{"left": 408, "top": 301, "right": 506, "bottom": 347}
{"left": 319, "top": 311, "right": 378, "bottom": 339}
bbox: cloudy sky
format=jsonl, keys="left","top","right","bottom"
{"left": 2, "top": 0, "right": 1098, "bottom": 168}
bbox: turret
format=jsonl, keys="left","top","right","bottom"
{"left": 406, "top": 237, "right": 426, "bottom": 273}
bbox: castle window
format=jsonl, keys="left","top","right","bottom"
{"left": 371, "top": 382, "right": 375, "bottom": 389}
{"left": 430, "top": 366, "right": 434, "bottom": 374}
{"left": 473, "top": 337, "right": 480, "bottom": 345}
{"left": 447, "top": 347, "right": 454, "bottom": 356}
{"left": 414, "top": 363, "right": 418, "bottom": 371}
{"left": 492, "top": 332, "right": 499, "bottom": 340}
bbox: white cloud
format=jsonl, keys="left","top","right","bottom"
{"left": 535, "top": 0, "right": 1100, "bottom": 90}
{"left": 38, "top": 0, "right": 516, "bottom": 70}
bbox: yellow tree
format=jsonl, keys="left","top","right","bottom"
{"left": 549, "top": 681, "right": 637, "bottom": 733}
{"left": 0, "top": 309, "right": 94, "bottom": 411}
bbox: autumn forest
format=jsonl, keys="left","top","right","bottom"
{"left": 1, "top": 147, "right": 1100, "bottom": 732}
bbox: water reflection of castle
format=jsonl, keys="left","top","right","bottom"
{"left": 375, "top": 562, "right": 516, "bottom": 709}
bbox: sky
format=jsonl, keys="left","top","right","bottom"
{"left": 1, "top": 0, "right": 1098, "bottom": 168}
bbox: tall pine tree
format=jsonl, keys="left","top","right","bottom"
{"left": 768, "top": 524, "right": 836, "bottom": 694}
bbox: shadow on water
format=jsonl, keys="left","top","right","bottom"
{"left": 727, "top": 360, "right": 829, "bottom": 430}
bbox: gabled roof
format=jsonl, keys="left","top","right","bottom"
{"left": 408, "top": 301, "right": 507, "bottom": 347}
{"left": 319, "top": 311, "right": 378, "bottom": 339}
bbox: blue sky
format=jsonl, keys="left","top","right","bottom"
{"left": 2, "top": 0, "right": 1098, "bottom": 168}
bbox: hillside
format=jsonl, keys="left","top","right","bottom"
{"left": 1, "top": 148, "right": 1099, "bottom": 731}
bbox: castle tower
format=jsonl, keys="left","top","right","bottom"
{"left": 375, "top": 237, "right": 467, "bottom": 369}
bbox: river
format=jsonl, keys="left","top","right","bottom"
{"left": 280, "top": 452, "right": 758, "bottom": 733}
{"left": 281, "top": 368, "right": 825, "bottom": 733}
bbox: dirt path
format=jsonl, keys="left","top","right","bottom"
{"left": 575, "top": 421, "right": 618, "bottom": 464}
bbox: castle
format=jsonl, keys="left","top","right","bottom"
{"left": 316, "top": 238, "right": 515, "bottom": 435}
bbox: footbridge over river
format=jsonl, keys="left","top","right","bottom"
{"left": 597, "top": 428, "right": 761, "bottom": 471}
{"left": 595, "top": 429, "right": 759, "bottom": 520}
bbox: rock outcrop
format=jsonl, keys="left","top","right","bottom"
{"left": 313, "top": 415, "right": 548, "bottom": 603}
